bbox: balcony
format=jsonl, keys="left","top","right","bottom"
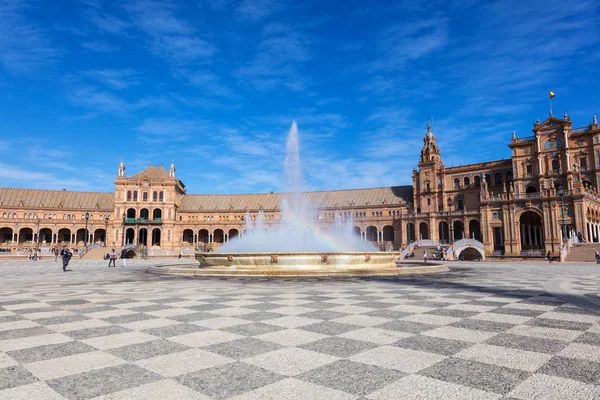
{"left": 123, "top": 218, "right": 163, "bottom": 224}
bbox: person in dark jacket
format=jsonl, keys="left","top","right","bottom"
{"left": 60, "top": 246, "right": 72, "bottom": 271}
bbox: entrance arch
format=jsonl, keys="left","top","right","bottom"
{"left": 213, "top": 229, "right": 224, "bottom": 243}
{"left": 0, "top": 227, "right": 13, "bottom": 244}
{"left": 39, "top": 228, "right": 52, "bottom": 245}
{"left": 19, "top": 228, "right": 33, "bottom": 244}
{"left": 58, "top": 228, "right": 71, "bottom": 244}
{"left": 139, "top": 228, "right": 148, "bottom": 246}
{"left": 419, "top": 222, "right": 429, "bottom": 240}
{"left": 453, "top": 221, "right": 464, "bottom": 240}
{"left": 198, "top": 229, "right": 209, "bottom": 244}
{"left": 125, "top": 228, "right": 135, "bottom": 245}
{"left": 228, "top": 229, "right": 239, "bottom": 240}
{"left": 519, "top": 211, "right": 544, "bottom": 251}
{"left": 366, "top": 226, "right": 377, "bottom": 241}
{"left": 182, "top": 229, "right": 194, "bottom": 244}
{"left": 469, "top": 220, "right": 481, "bottom": 241}
{"left": 151, "top": 228, "right": 161, "bottom": 246}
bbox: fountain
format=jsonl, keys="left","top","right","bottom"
{"left": 151, "top": 122, "right": 447, "bottom": 277}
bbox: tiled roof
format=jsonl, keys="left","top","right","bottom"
{"left": 129, "top": 166, "right": 170, "bottom": 180}
{"left": 0, "top": 188, "right": 114, "bottom": 210}
{"left": 179, "top": 186, "right": 413, "bottom": 211}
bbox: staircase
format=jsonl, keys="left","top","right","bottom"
{"left": 565, "top": 243, "right": 599, "bottom": 262}
{"left": 408, "top": 246, "right": 443, "bottom": 261}
{"left": 81, "top": 247, "right": 109, "bottom": 260}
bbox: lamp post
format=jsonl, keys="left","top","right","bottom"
{"left": 557, "top": 188, "right": 566, "bottom": 240}
{"left": 84, "top": 212, "right": 89, "bottom": 249}
{"left": 104, "top": 216, "right": 109, "bottom": 247}
{"left": 34, "top": 218, "right": 40, "bottom": 260}
{"left": 447, "top": 198, "right": 454, "bottom": 243}
{"left": 121, "top": 213, "right": 126, "bottom": 246}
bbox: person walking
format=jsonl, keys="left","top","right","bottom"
{"left": 423, "top": 251, "right": 428, "bottom": 263}
{"left": 547, "top": 250, "right": 553, "bottom": 264}
{"left": 108, "top": 249, "right": 117, "bottom": 267}
{"left": 60, "top": 246, "right": 72, "bottom": 271}
{"left": 120, "top": 249, "right": 127, "bottom": 267}
{"left": 54, "top": 249, "right": 58, "bottom": 262}
{"left": 594, "top": 248, "right": 599, "bottom": 263}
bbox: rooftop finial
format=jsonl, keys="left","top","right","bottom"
{"left": 512, "top": 130, "right": 517, "bottom": 140}
{"left": 594, "top": 115, "right": 598, "bottom": 125}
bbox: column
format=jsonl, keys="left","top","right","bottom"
{"left": 90, "top": 234, "right": 94, "bottom": 245}
{"left": 587, "top": 222, "right": 591, "bottom": 242}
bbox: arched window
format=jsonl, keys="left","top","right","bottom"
{"left": 454, "top": 178, "right": 460, "bottom": 189}
{"left": 159, "top": 191, "right": 164, "bottom": 202}
{"left": 44, "top": 214, "right": 47, "bottom": 219}
{"left": 2, "top": 212, "right": 5, "bottom": 218}
{"left": 474, "top": 176, "right": 481, "bottom": 187}
{"left": 464, "top": 177, "right": 470, "bottom": 187}
{"left": 485, "top": 174, "right": 491, "bottom": 186}
{"left": 153, "top": 191, "right": 157, "bottom": 201}
{"left": 143, "top": 192, "right": 148, "bottom": 202}
{"left": 13, "top": 213, "right": 16, "bottom": 218}
{"left": 551, "top": 159, "right": 559, "bottom": 171}
{"left": 127, "top": 191, "right": 132, "bottom": 201}
{"left": 494, "top": 173, "right": 502, "bottom": 185}
{"left": 133, "top": 191, "right": 138, "bottom": 201}
{"left": 67, "top": 215, "right": 71, "bottom": 220}
{"left": 506, "top": 171, "right": 513, "bottom": 182}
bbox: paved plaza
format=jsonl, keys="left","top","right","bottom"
{"left": 0, "top": 260, "right": 599, "bottom": 399}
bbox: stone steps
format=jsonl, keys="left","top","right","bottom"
{"left": 565, "top": 244, "right": 599, "bottom": 262}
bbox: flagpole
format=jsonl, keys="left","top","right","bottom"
{"left": 549, "top": 93, "right": 553, "bottom": 116}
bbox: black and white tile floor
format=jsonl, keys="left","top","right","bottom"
{"left": 0, "top": 260, "right": 599, "bottom": 399}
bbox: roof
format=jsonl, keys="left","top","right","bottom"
{"left": 0, "top": 188, "right": 114, "bottom": 210}
{"left": 179, "top": 186, "right": 413, "bottom": 211}
{"left": 129, "top": 165, "right": 170, "bottom": 180}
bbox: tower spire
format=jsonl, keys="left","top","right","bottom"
{"left": 118, "top": 158, "right": 125, "bottom": 177}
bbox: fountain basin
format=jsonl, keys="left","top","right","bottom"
{"left": 198, "top": 252, "right": 401, "bottom": 270}
{"left": 147, "top": 252, "right": 449, "bottom": 278}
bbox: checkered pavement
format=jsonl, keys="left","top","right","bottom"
{"left": 0, "top": 260, "right": 599, "bottom": 399}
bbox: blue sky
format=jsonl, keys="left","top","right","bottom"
{"left": 1, "top": 0, "right": 599, "bottom": 194}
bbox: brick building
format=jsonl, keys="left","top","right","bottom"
{"left": 1, "top": 114, "right": 599, "bottom": 258}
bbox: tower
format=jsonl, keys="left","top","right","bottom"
{"left": 169, "top": 160, "right": 176, "bottom": 178}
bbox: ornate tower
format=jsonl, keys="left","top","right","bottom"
{"left": 169, "top": 160, "right": 176, "bottom": 178}
{"left": 414, "top": 120, "right": 444, "bottom": 215}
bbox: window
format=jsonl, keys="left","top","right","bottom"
{"left": 506, "top": 171, "right": 513, "bottom": 182}
{"left": 526, "top": 165, "right": 532, "bottom": 174}
{"left": 127, "top": 191, "right": 132, "bottom": 201}
{"left": 464, "top": 177, "right": 470, "bottom": 187}
{"left": 474, "top": 176, "right": 480, "bottom": 187}
{"left": 133, "top": 191, "right": 138, "bottom": 201}
{"left": 427, "top": 198, "right": 431, "bottom": 205}
{"left": 596, "top": 150, "right": 600, "bottom": 168}
{"left": 494, "top": 173, "right": 502, "bottom": 185}
{"left": 485, "top": 174, "right": 491, "bottom": 186}
{"left": 159, "top": 191, "right": 164, "bottom": 202}
{"left": 580, "top": 157, "right": 588, "bottom": 170}
{"left": 457, "top": 198, "right": 464, "bottom": 210}
{"left": 551, "top": 159, "right": 559, "bottom": 171}
{"left": 426, "top": 183, "right": 430, "bottom": 192}
{"left": 143, "top": 192, "right": 148, "bottom": 201}
{"left": 153, "top": 192, "right": 157, "bottom": 201}
{"left": 454, "top": 178, "right": 460, "bottom": 189}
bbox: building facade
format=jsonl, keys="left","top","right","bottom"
{"left": 1, "top": 114, "right": 599, "bottom": 258}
